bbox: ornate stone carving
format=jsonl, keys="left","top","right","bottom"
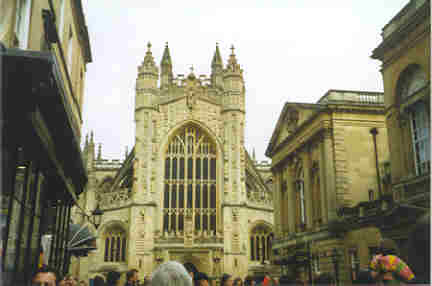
{"left": 285, "top": 108, "right": 299, "bottom": 133}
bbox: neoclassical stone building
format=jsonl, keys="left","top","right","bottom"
{"left": 71, "top": 43, "right": 275, "bottom": 281}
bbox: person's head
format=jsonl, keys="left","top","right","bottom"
{"left": 380, "top": 238, "right": 399, "bottom": 256}
{"left": 93, "top": 276, "right": 105, "bottom": 286}
{"left": 243, "top": 276, "right": 253, "bottom": 286}
{"left": 127, "top": 269, "right": 139, "bottom": 282}
{"left": 79, "top": 281, "right": 87, "bottom": 286}
{"left": 195, "top": 272, "right": 210, "bottom": 286}
{"left": 233, "top": 277, "right": 242, "bottom": 286}
{"left": 106, "top": 271, "right": 121, "bottom": 285}
{"left": 315, "top": 272, "right": 335, "bottom": 286}
{"left": 353, "top": 269, "right": 375, "bottom": 284}
{"left": 32, "top": 265, "right": 58, "bottom": 286}
{"left": 151, "top": 261, "right": 193, "bottom": 286}
{"left": 221, "top": 274, "right": 233, "bottom": 286}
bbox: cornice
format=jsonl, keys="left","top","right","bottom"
{"left": 372, "top": 2, "right": 430, "bottom": 61}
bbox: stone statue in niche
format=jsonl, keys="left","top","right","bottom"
{"left": 285, "top": 108, "right": 299, "bottom": 133}
{"left": 186, "top": 90, "right": 197, "bottom": 110}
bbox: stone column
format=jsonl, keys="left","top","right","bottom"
{"left": 321, "top": 128, "right": 337, "bottom": 221}
{"left": 286, "top": 160, "right": 296, "bottom": 234}
{"left": 302, "top": 148, "right": 313, "bottom": 229}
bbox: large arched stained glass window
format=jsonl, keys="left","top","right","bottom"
{"left": 163, "top": 125, "right": 217, "bottom": 233}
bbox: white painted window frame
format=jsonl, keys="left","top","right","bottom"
{"left": 15, "top": 0, "right": 32, "bottom": 49}
{"left": 410, "top": 102, "right": 430, "bottom": 175}
{"left": 59, "top": 0, "right": 66, "bottom": 41}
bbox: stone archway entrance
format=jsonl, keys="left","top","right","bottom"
{"left": 170, "top": 252, "right": 212, "bottom": 276}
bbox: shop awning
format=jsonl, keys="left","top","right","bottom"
{"left": 68, "top": 224, "right": 96, "bottom": 257}
{"left": 1, "top": 44, "right": 87, "bottom": 199}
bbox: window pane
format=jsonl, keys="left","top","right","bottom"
{"left": 163, "top": 214, "right": 169, "bottom": 231}
{"left": 116, "top": 237, "right": 121, "bottom": 262}
{"left": 165, "top": 158, "right": 170, "bottom": 179}
{"left": 196, "top": 158, "right": 201, "bottom": 179}
{"left": 164, "top": 184, "right": 170, "bottom": 209}
{"left": 187, "top": 184, "right": 193, "bottom": 209}
{"left": 210, "top": 185, "right": 216, "bottom": 208}
{"left": 195, "top": 185, "right": 201, "bottom": 208}
{"left": 187, "top": 158, "right": 193, "bottom": 179}
{"left": 179, "top": 185, "right": 184, "bottom": 208}
{"left": 172, "top": 158, "right": 177, "bottom": 179}
{"left": 251, "top": 237, "right": 255, "bottom": 260}
{"left": 122, "top": 237, "right": 126, "bottom": 261}
{"left": 203, "top": 185, "right": 208, "bottom": 208}
{"left": 171, "top": 185, "right": 177, "bottom": 209}
{"left": 110, "top": 237, "right": 115, "bottom": 262}
{"left": 104, "top": 238, "right": 109, "bottom": 261}
{"left": 179, "top": 158, "right": 185, "bottom": 179}
{"left": 203, "top": 214, "right": 208, "bottom": 230}
{"left": 171, "top": 214, "right": 176, "bottom": 231}
{"left": 256, "top": 237, "right": 260, "bottom": 260}
{"left": 210, "top": 158, "right": 216, "bottom": 180}
{"left": 195, "top": 214, "right": 200, "bottom": 230}
{"left": 203, "top": 158, "right": 208, "bottom": 179}
{"left": 179, "top": 214, "right": 184, "bottom": 231}
{"left": 262, "top": 236, "right": 266, "bottom": 260}
{"left": 210, "top": 214, "right": 216, "bottom": 232}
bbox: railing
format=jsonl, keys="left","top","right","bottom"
{"left": 318, "top": 91, "right": 384, "bottom": 105}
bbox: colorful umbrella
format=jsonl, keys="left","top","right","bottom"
{"left": 370, "top": 254, "right": 415, "bottom": 282}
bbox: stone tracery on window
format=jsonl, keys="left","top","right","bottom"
{"left": 250, "top": 224, "right": 273, "bottom": 262}
{"left": 163, "top": 125, "right": 217, "bottom": 235}
{"left": 104, "top": 226, "right": 126, "bottom": 262}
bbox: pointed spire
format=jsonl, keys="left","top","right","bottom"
{"left": 253, "top": 148, "right": 256, "bottom": 161}
{"left": 125, "top": 146, "right": 129, "bottom": 159}
{"left": 85, "top": 133, "right": 89, "bottom": 148}
{"left": 90, "top": 131, "right": 94, "bottom": 144}
{"left": 97, "top": 143, "right": 102, "bottom": 160}
{"left": 161, "top": 42, "right": 172, "bottom": 67}
{"left": 212, "top": 42, "right": 223, "bottom": 68}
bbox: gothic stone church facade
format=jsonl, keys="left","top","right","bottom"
{"left": 71, "top": 43, "right": 274, "bottom": 281}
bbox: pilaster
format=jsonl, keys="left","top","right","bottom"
{"left": 321, "top": 128, "right": 337, "bottom": 221}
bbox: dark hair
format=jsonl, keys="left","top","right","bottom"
{"left": 106, "top": 271, "right": 121, "bottom": 285}
{"left": 353, "top": 269, "right": 375, "bottom": 284}
{"left": 94, "top": 276, "right": 106, "bottom": 286}
{"left": 234, "top": 277, "right": 242, "bottom": 286}
{"left": 221, "top": 274, "right": 232, "bottom": 286}
{"left": 315, "top": 272, "right": 335, "bottom": 285}
{"left": 244, "top": 276, "right": 253, "bottom": 286}
{"left": 126, "top": 269, "right": 138, "bottom": 281}
{"left": 32, "top": 265, "right": 59, "bottom": 282}
{"left": 184, "top": 263, "right": 197, "bottom": 275}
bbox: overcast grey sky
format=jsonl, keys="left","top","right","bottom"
{"left": 81, "top": 1, "right": 407, "bottom": 162}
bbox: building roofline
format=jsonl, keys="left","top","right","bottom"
{"left": 73, "top": 0, "right": 92, "bottom": 63}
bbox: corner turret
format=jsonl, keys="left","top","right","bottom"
{"left": 137, "top": 42, "right": 159, "bottom": 89}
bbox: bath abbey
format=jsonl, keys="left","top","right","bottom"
{"left": 70, "top": 43, "right": 275, "bottom": 280}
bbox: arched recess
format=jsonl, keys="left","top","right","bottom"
{"left": 96, "top": 220, "right": 128, "bottom": 263}
{"left": 396, "top": 64, "right": 428, "bottom": 105}
{"left": 249, "top": 221, "right": 273, "bottom": 262}
{"left": 157, "top": 120, "right": 224, "bottom": 235}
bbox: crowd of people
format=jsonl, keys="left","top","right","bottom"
{"left": 32, "top": 239, "right": 416, "bottom": 286}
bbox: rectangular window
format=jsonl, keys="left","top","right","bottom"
{"left": 410, "top": 103, "right": 430, "bottom": 175}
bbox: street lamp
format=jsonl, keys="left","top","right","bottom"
{"left": 331, "top": 248, "right": 340, "bottom": 286}
{"left": 90, "top": 204, "right": 103, "bottom": 229}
